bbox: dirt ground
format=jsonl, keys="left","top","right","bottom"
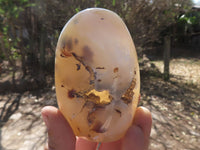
{"left": 0, "top": 57, "right": 199, "bottom": 150}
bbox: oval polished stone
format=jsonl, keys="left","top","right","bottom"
{"left": 55, "top": 8, "right": 140, "bottom": 142}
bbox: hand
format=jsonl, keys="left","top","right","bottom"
{"left": 41, "top": 106, "right": 152, "bottom": 150}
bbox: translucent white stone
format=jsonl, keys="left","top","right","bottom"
{"left": 55, "top": 8, "right": 140, "bottom": 142}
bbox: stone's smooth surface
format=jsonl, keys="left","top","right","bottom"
{"left": 55, "top": 8, "right": 140, "bottom": 142}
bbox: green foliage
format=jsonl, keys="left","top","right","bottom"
{"left": 175, "top": 9, "right": 200, "bottom": 45}
{"left": 175, "top": 2, "right": 197, "bottom": 26}
{"left": 95, "top": 0, "right": 101, "bottom": 7}
{"left": 0, "top": 0, "right": 30, "bottom": 18}
{"left": 75, "top": 7, "right": 80, "bottom": 13}
{"left": 0, "top": 0, "right": 33, "bottom": 63}
{"left": 0, "top": 53, "right": 5, "bottom": 60}
{"left": 112, "top": 0, "right": 116, "bottom": 6}
{"left": 179, "top": 14, "right": 198, "bottom": 25}
{"left": 0, "top": 0, "right": 195, "bottom": 83}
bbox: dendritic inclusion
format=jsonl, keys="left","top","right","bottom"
{"left": 55, "top": 8, "right": 140, "bottom": 142}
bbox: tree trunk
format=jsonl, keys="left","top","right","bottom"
{"left": 38, "top": 27, "right": 46, "bottom": 86}
{"left": 39, "top": 27, "right": 46, "bottom": 71}
{"left": 21, "top": 51, "right": 26, "bottom": 78}
{"left": 163, "top": 35, "right": 171, "bottom": 81}
{"left": 18, "top": 28, "right": 27, "bottom": 78}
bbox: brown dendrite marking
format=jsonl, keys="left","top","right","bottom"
{"left": 77, "top": 127, "right": 81, "bottom": 132}
{"left": 115, "top": 109, "right": 122, "bottom": 117}
{"left": 88, "top": 134, "right": 91, "bottom": 138}
{"left": 91, "top": 121, "right": 107, "bottom": 133}
{"left": 134, "top": 71, "right": 136, "bottom": 75}
{"left": 82, "top": 45, "right": 93, "bottom": 63}
{"left": 87, "top": 107, "right": 96, "bottom": 125}
{"left": 68, "top": 89, "right": 76, "bottom": 99}
{"left": 74, "top": 38, "right": 78, "bottom": 45}
{"left": 60, "top": 51, "right": 72, "bottom": 57}
{"left": 60, "top": 53, "right": 65, "bottom": 57}
{"left": 113, "top": 67, "right": 119, "bottom": 73}
{"left": 84, "top": 102, "right": 110, "bottom": 133}
{"left": 85, "top": 66, "right": 96, "bottom": 83}
{"left": 96, "top": 67, "right": 105, "bottom": 69}
{"left": 86, "top": 103, "right": 105, "bottom": 124}
{"left": 71, "top": 52, "right": 96, "bottom": 86}
{"left": 63, "top": 86, "right": 85, "bottom": 100}
{"left": 66, "top": 38, "right": 73, "bottom": 51}
{"left": 76, "top": 64, "right": 81, "bottom": 71}
{"left": 71, "top": 52, "right": 83, "bottom": 62}
{"left": 121, "top": 78, "right": 136, "bottom": 104}
{"left": 86, "top": 93, "right": 100, "bottom": 104}
{"left": 97, "top": 79, "right": 101, "bottom": 82}
{"left": 86, "top": 104, "right": 107, "bottom": 133}
{"left": 60, "top": 38, "right": 73, "bottom": 58}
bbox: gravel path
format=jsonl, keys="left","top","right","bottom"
{"left": 0, "top": 57, "right": 199, "bottom": 150}
{"left": 0, "top": 90, "right": 56, "bottom": 150}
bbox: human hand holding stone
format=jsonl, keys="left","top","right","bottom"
{"left": 42, "top": 106, "right": 152, "bottom": 150}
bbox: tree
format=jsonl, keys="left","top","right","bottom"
{"left": 0, "top": 0, "right": 34, "bottom": 86}
{"left": 163, "top": 35, "right": 171, "bottom": 80}
{"left": 0, "top": 0, "right": 194, "bottom": 90}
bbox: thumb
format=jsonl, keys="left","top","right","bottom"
{"left": 122, "top": 107, "right": 152, "bottom": 150}
{"left": 41, "top": 106, "right": 76, "bottom": 150}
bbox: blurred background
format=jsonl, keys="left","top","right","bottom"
{"left": 0, "top": 0, "right": 199, "bottom": 149}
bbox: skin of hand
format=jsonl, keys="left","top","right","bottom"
{"left": 41, "top": 106, "right": 152, "bottom": 150}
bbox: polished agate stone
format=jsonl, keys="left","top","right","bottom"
{"left": 55, "top": 8, "right": 140, "bottom": 142}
